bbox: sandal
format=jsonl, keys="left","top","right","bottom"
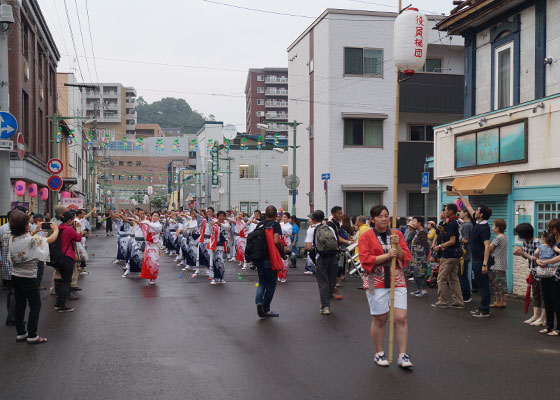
{"left": 547, "top": 330, "right": 559, "bottom": 336}
{"left": 539, "top": 328, "right": 552, "bottom": 334}
{"left": 490, "top": 302, "right": 500, "bottom": 308}
{"left": 27, "top": 336, "right": 48, "bottom": 344}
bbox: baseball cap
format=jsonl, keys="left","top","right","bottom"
{"left": 308, "top": 210, "right": 325, "bottom": 222}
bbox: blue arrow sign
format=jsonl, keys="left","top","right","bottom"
{"left": 0, "top": 112, "right": 18, "bottom": 140}
{"left": 321, "top": 173, "right": 330, "bottom": 180}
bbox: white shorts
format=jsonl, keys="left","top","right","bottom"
{"left": 366, "top": 287, "right": 407, "bottom": 315}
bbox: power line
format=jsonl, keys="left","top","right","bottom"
{"left": 200, "top": 0, "right": 397, "bottom": 21}
{"left": 73, "top": 0, "right": 93, "bottom": 83}
{"left": 84, "top": 0, "right": 100, "bottom": 85}
{"left": 348, "top": 0, "right": 444, "bottom": 15}
{"left": 62, "top": 0, "right": 85, "bottom": 82}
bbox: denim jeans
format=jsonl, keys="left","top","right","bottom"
{"left": 4, "top": 279, "right": 16, "bottom": 324}
{"left": 541, "top": 278, "right": 560, "bottom": 330}
{"left": 473, "top": 258, "right": 490, "bottom": 313}
{"left": 12, "top": 275, "right": 41, "bottom": 338}
{"left": 458, "top": 258, "right": 472, "bottom": 301}
{"left": 255, "top": 260, "right": 278, "bottom": 313}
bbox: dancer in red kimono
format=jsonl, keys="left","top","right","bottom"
{"left": 236, "top": 215, "right": 248, "bottom": 270}
{"left": 139, "top": 212, "right": 163, "bottom": 285}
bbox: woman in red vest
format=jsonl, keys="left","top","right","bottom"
{"left": 358, "top": 205, "right": 412, "bottom": 369}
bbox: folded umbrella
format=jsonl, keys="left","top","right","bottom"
{"left": 524, "top": 273, "right": 535, "bottom": 314}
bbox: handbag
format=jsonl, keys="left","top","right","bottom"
{"left": 535, "top": 264, "right": 557, "bottom": 279}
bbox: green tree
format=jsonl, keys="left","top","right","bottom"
{"left": 150, "top": 195, "right": 168, "bottom": 210}
{"left": 136, "top": 97, "right": 210, "bottom": 134}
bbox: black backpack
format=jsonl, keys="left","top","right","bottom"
{"left": 245, "top": 221, "right": 268, "bottom": 262}
{"left": 313, "top": 224, "right": 339, "bottom": 257}
{"left": 47, "top": 232, "right": 73, "bottom": 268}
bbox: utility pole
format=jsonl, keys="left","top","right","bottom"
{"left": 219, "top": 153, "right": 233, "bottom": 210}
{"left": 289, "top": 120, "right": 302, "bottom": 217}
{"left": 0, "top": 0, "right": 14, "bottom": 215}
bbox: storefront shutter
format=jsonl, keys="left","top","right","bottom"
{"left": 469, "top": 195, "right": 509, "bottom": 239}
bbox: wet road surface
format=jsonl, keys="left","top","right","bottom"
{"left": 0, "top": 234, "right": 558, "bottom": 400}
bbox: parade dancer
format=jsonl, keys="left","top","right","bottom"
{"left": 114, "top": 214, "right": 133, "bottom": 265}
{"left": 227, "top": 210, "right": 236, "bottom": 261}
{"left": 278, "top": 213, "right": 292, "bottom": 283}
{"left": 139, "top": 212, "right": 163, "bottom": 285}
{"left": 209, "top": 211, "right": 230, "bottom": 285}
{"left": 123, "top": 210, "right": 146, "bottom": 278}
{"left": 236, "top": 214, "right": 248, "bottom": 270}
{"left": 195, "top": 208, "right": 213, "bottom": 277}
{"left": 183, "top": 210, "right": 200, "bottom": 271}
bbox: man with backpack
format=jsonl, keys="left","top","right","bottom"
{"left": 246, "top": 206, "right": 284, "bottom": 318}
{"left": 305, "top": 210, "right": 340, "bottom": 315}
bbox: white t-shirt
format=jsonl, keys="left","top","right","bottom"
{"left": 305, "top": 224, "right": 319, "bottom": 244}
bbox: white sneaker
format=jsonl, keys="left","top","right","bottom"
{"left": 122, "top": 270, "right": 130, "bottom": 278}
{"left": 220, "top": 279, "right": 226, "bottom": 284}
{"left": 181, "top": 266, "right": 189, "bottom": 271}
{"left": 374, "top": 352, "right": 390, "bottom": 367}
{"left": 149, "top": 279, "right": 156, "bottom": 285}
{"left": 210, "top": 279, "right": 217, "bottom": 285}
{"left": 193, "top": 268, "right": 200, "bottom": 276}
{"left": 304, "top": 271, "right": 313, "bottom": 275}
{"left": 241, "top": 266, "right": 247, "bottom": 270}
{"left": 398, "top": 353, "right": 413, "bottom": 369}
{"left": 177, "top": 260, "right": 185, "bottom": 266}
{"left": 174, "top": 256, "right": 181, "bottom": 262}
{"left": 280, "top": 278, "right": 287, "bottom": 283}
{"left": 113, "top": 260, "right": 119, "bottom": 264}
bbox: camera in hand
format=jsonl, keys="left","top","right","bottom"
{"left": 446, "top": 185, "right": 453, "bottom": 192}
{"left": 41, "top": 222, "right": 51, "bottom": 230}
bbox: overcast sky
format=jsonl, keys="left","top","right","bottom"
{"left": 40, "top": 0, "right": 455, "bottom": 129}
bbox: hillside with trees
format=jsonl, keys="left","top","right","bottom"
{"left": 136, "top": 97, "right": 213, "bottom": 134}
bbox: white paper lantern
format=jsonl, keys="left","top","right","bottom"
{"left": 147, "top": 186, "right": 154, "bottom": 196}
{"left": 143, "top": 195, "right": 149, "bottom": 204}
{"left": 393, "top": 7, "right": 428, "bottom": 76}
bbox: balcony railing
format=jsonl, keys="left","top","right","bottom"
{"left": 265, "top": 88, "right": 288, "bottom": 96}
{"left": 265, "top": 100, "right": 288, "bottom": 108}
{"left": 266, "top": 123, "right": 289, "bottom": 131}
{"left": 265, "top": 76, "right": 288, "bottom": 84}
{"left": 266, "top": 113, "right": 288, "bottom": 120}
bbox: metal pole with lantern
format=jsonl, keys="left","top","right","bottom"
{"left": 389, "top": 2, "right": 428, "bottom": 364}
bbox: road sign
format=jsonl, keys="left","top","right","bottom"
{"left": 47, "top": 158, "right": 64, "bottom": 174}
{"left": 16, "top": 132, "right": 25, "bottom": 160}
{"left": 321, "top": 173, "right": 330, "bottom": 180}
{"left": 0, "top": 139, "right": 13, "bottom": 151}
{"left": 0, "top": 111, "right": 18, "bottom": 139}
{"left": 47, "top": 175, "right": 63, "bottom": 191}
{"left": 421, "top": 172, "right": 429, "bottom": 194}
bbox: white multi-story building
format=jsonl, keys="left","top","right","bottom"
{"left": 434, "top": 0, "right": 560, "bottom": 295}
{"left": 287, "top": 9, "right": 464, "bottom": 218}
{"left": 194, "top": 122, "right": 289, "bottom": 212}
{"left": 56, "top": 72, "right": 89, "bottom": 200}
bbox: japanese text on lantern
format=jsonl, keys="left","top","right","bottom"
{"left": 414, "top": 15, "right": 424, "bottom": 58}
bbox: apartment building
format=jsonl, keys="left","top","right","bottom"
{"left": 435, "top": 0, "right": 560, "bottom": 295}
{"left": 287, "top": 9, "right": 464, "bottom": 218}
{"left": 4, "top": 0, "right": 60, "bottom": 214}
{"left": 82, "top": 83, "right": 137, "bottom": 141}
{"left": 245, "top": 68, "right": 289, "bottom": 135}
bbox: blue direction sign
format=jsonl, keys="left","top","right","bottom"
{"left": 0, "top": 111, "right": 18, "bottom": 139}
{"left": 321, "top": 173, "right": 331, "bottom": 180}
{"left": 421, "top": 172, "right": 429, "bottom": 194}
{"left": 47, "top": 175, "right": 63, "bottom": 191}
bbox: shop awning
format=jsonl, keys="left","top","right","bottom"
{"left": 447, "top": 173, "right": 511, "bottom": 196}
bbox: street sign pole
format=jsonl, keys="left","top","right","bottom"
{"left": 423, "top": 163, "right": 429, "bottom": 231}
{"left": 325, "top": 179, "right": 328, "bottom": 213}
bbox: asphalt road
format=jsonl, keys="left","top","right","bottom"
{"left": 0, "top": 234, "right": 558, "bottom": 400}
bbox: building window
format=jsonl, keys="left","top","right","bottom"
{"left": 127, "top": 161, "right": 133, "bottom": 167}
{"left": 409, "top": 124, "right": 434, "bottom": 141}
{"left": 343, "top": 119, "right": 383, "bottom": 147}
{"left": 38, "top": 109, "right": 44, "bottom": 155}
{"left": 256, "top": 111, "right": 265, "bottom": 117}
{"left": 257, "top": 87, "right": 264, "bottom": 93}
{"left": 119, "top": 161, "right": 124, "bottom": 166}
{"left": 536, "top": 203, "right": 560, "bottom": 234}
{"left": 118, "top": 175, "right": 123, "bottom": 181}
{"left": 421, "top": 59, "right": 442, "bottom": 73}
{"left": 344, "top": 47, "right": 383, "bottom": 76}
{"left": 240, "top": 164, "right": 259, "bottom": 179}
{"left": 22, "top": 90, "right": 29, "bottom": 146}
{"left": 407, "top": 192, "right": 437, "bottom": 218}
{"left": 494, "top": 41, "right": 514, "bottom": 109}
{"left": 257, "top": 99, "right": 264, "bottom": 105}
{"left": 282, "top": 165, "right": 288, "bottom": 178}
{"left": 257, "top": 75, "right": 264, "bottom": 81}
{"left": 136, "top": 161, "right": 141, "bottom": 166}
{"left": 345, "top": 191, "right": 382, "bottom": 217}
{"left": 22, "top": 20, "right": 29, "bottom": 59}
